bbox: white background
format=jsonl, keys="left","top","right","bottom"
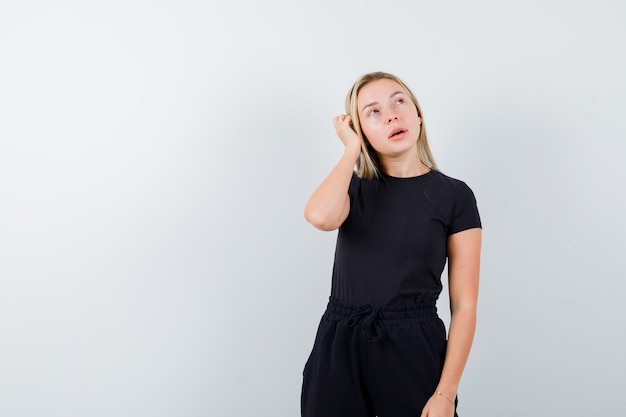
{"left": 1, "top": 1, "right": 625, "bottom": 416}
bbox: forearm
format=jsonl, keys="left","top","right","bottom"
{"left": 435, "top": 305, "right": 476, "bottom": 398}
{"left": 304, "top": 146, "right": 359, "bottom": 231}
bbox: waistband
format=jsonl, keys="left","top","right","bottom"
{"left": 323, "top": 297, "right": 439, "bottom": 342}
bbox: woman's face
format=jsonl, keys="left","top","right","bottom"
{"left": 357, "top": 78, "right": 421, "bottom": 158}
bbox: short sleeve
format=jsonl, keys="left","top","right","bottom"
{"left": 449, "top": 181, "right": 482, "bottom": 235}
{"left": 347, "top": 173, "right": 360, "bottom": 197}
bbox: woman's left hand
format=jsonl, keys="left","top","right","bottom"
{"left": 420, "top": 393, "right": 455, "bottom": 417}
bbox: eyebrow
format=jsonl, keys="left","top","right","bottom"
{"left": 360, "top": 91, "right": 405, "bottom": 114}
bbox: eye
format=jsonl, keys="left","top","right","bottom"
{"left": 395, "top": 98, "right": 404, "bottom": 105}
{"left": 368, "top": 109, "right": 379, "bottom": 117}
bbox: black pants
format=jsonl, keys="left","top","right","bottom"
{"left": 301, "top": 298, "right": 458, "bottom": 417}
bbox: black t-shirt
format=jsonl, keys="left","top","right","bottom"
{"left": 330, "top": 169, "right": 481, "bottom": 307}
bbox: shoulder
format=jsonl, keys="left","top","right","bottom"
{"left": 430, "top": 171, "right": 481, "bottom": 233}
{"left": 429, "top": 170, "right": 477, "bottom": 196}
{"left": 429, "top": 169, "right": 467, "bottom": 187}
{"left": 348, "top": 172, "right": 382, "bottom": 193}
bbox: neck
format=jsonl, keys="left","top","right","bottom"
{"left": 381, "top": 155, "right": 430, "bottom": 178}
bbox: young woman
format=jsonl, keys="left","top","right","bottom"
{"left": 301, "top": 72, "right": 482, "bottom": 417}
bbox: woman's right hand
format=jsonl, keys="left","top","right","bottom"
{"left": 333, "top": 114, "right": 361, "bottom": 155}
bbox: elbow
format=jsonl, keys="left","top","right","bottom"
{"left": 450, "top": 302, "right": 477, "bottom": 320}
{"left": 304, "top": 208, "right": 339, "bottom": 231}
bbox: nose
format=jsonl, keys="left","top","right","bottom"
{"left": 385, "top": 109, "right": 399, "bottom": 124}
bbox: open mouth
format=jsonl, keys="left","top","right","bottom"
{"left": 389, "top": 129, "right": 406, "bottom": 139}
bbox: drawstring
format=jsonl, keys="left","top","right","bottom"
{"left": 346, "top": 305, "right": 382, "bottom": 342}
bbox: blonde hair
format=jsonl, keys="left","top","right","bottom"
{"left": 345, "top": 71, "right": 438, "bottom": 179}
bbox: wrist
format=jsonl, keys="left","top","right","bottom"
{"left": 435, "top": 383, "right": 457, "bottom": 399}
{"left": 434, "top": 385, "right": 457, "bottom": 401}
{"left": 435, "top": 391, "right": 455, "bottom": 406}
{"left": 343, "top": 144, "right": 361, "bottom": 161}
